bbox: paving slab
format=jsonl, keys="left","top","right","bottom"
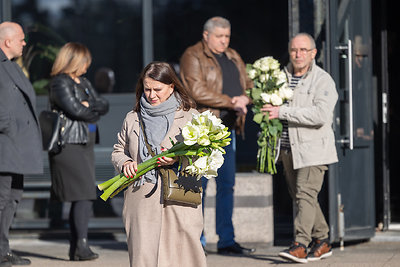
{"left": 8, "top": 231, "right": 400, "bottom": 267}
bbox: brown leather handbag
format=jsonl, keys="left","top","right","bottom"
{"left": 140, "top": 117, "right": 202, "bottom": 206}
{"left": 158, "top": 167, "right": 202, "bottom": 206}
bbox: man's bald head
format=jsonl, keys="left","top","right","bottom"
{"left": 0, "top": 22, "right": 26, "bottom": 60}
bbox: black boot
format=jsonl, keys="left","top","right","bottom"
{"left": 71, "top": 238, "right": 99, "bottom": 261}
{"left": 68, "top": 238, "right": 77, "bottom": 260}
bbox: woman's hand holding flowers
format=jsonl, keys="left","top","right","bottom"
{"left": 98, "top": 110, "right": 231, "bottom": 201}
{"left": 122, "top": 160, "right": 137, "bottom": 178}
{"left": 156, "top": 156, "right": 178, "bottom": 167}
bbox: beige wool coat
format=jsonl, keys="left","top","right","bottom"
{"left": 111, "top": 107, "right": 206, "bottom": 267}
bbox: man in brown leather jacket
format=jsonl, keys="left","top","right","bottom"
{"left": 180, "top": 16, "right": 254, "bottom": 255}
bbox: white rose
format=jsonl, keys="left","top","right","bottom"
{"left": 276, "top": 70, "right": 287, "bottom": 85}
{"left": 260, "top": 93, "right": 271, "bottom": 103}
{"left": 253, "top": 59, "right": 262, "bottom": 70}
{"left": 248, "top": 69, "right": 257, "bottom": 79}
{"left": 283, "top": 87, "right": 293, "bottom": 100}
{"left": 270, "top": 93, "right": 283, "bottom": 106}
{"left": 259, "top": 57, "right": 270, "bottom": 72}
{"left": 259, "top": 74, "right": 267, "bottom": 83}
{"left": 268, "top": 57, "right": 280, "bottom": 70}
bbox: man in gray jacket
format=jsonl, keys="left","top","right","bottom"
{"left": 263, "top": 33, "right": 338, "bottom": 264}
{"left": 0, "top": 22, "right": 43, "bottom": 266}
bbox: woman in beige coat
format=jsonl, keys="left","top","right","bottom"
{"left": 111, "top": 62, "right": 207, "bottom": 267}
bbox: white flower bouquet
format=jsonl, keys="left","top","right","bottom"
{"left": 98, "top": 110, "right": 231, "bottom": 201}
{"left": 246, "top": 56, "right": 293, "bottom": 174}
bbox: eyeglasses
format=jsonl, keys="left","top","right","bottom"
{"left": 289, "top": 48, "right": 314, "bottom": 55}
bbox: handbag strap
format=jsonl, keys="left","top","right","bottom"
{"left": 138, "top": 114, "right": 156, "bottom": 157}
{"left": 138, "top": 114, "right": 160, "bottom": 198}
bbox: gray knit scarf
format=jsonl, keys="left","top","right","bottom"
{"left": 138, "top": 93, "right": 180, "bottom": 184}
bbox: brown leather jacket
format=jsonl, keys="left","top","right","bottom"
{"left": 179, "top": 40, "right": 253, "bottom": 135}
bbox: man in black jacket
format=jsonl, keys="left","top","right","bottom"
{"left": 0, "top": 21, "right": 43, "bottom": 266}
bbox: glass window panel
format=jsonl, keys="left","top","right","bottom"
{"left": 12, "top": 0, "right": 143, "bottom": 93}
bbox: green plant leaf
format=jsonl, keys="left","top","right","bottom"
{"left": 253, "top": 113, "right": 264, "bottom": 124}
{"left": 251, "top": 87, "right": 262, "bottom": 101}
{"left": 268, "top": 125, "right": 278, "bottom": 136}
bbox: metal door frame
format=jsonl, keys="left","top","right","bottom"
{"left": 326, "top": 0, "right": 376, "bottom": 243}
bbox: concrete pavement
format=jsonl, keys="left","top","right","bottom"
{"left": 8, "top": 230, "right": 400, "bottom": 266}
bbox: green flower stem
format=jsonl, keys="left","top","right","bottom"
{"left": 99, "top": 148, "right": 199, "bottom": 201}
{"left": 272, "top": 136, "right": 277, "bottom": 174}
{"left": 100, "top": 174, "right": 130, "bottom": 201}
{"left": 256, "top": 127, "right": 279, "bottom": 175}
{"left": 97, "top": 174, "right": 121, "bottom": 191}
{"left": 267, "top": 137, "right": 272, "bottom": 174}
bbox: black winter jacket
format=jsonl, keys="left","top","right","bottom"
{"left": 49, "top": 74, "right": 109, "bottom": 144}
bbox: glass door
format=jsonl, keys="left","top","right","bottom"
{"left": 328, "top": 0, "right": 375, "bottom": 243}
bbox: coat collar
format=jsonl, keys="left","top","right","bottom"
{"left": 200, "top": 39, "right": 235, "bottom": 61}
{"left": 134, "top": 107, "right": 185, "bottom": 122}
{"left": 0, "top": 48, "right": 8, "bottom": 62}
{"left": 0, "top": 48, "right": 34, "bottom": 96}
{"left": 285, "top": 59, "right": 316, "bottom": 79}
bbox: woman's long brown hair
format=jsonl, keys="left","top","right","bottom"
{"left": 134, "top": 61, "right": 196, "bottom": 112}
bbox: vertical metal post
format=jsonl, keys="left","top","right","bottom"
{"left": 288, "top": 0, "right": 300, "bottom": 38}
{"left": 380, "top": 0, "right": 390, "bottom": 231}
{"left": 337, "top": 193, "right": 345, "bottom": 250}
{"left": 142, "top": 0, "right": 153, "bottom": 67}
{"left": 0, "top": 0, "right": 12, "bottom": 22}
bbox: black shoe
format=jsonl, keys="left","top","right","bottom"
{"left": 217, "top": 242, "right": 256, "bottom": 255}
{"left": 4, "top": 252, "right": 31, "bottom": 265}
{"left": 70, "top": 238, "right": 99, "bottom": 261}
{"left": 0, "top": 257, "right": 11, "bottom": 267}
{"left": 68, "top": 238, "right": 77, "bottom": 260}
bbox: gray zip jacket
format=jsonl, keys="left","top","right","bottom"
{"left": 279, "top": 60, "right": 338, "bottom": 169}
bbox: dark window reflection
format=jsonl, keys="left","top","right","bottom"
{"left": 12, "top": 0, "right": 288, "bottom": 94}
{"left": 12, "top": 0, "right": 143, "bottom": 93}
{"left": 153, "top": 0, "right": 289, "bottom": 68}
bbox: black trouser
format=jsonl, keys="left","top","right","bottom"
{"left": 0, "top": 173, "right": 23, "bottom": 257}
{"left": 69, "top": 200, "right": 92, "bottom": 242}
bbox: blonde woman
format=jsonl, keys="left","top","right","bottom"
{"left": 49, "top": 42, "right": 108, "bottom": 261}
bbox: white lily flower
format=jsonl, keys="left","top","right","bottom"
{"left": 208, "top": 150, "right": 224, "bottom": 170}
{"left": 182, "top": 122, "right": 200, "bottom": 145}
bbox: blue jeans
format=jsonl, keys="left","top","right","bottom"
{"left": 201, "top": 130, "right": 236, "bottom": 248}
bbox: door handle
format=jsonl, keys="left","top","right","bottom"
{"left": 335, "top": 40, "right": 354, "bottom": 150}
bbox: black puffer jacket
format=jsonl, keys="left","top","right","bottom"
{"left": 49, "top": 73, "right": 109, "bottom": 144}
